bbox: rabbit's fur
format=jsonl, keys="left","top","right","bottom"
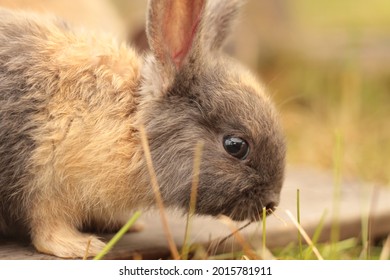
{"left": 0, "top": 0, "right": 286, "bottom": 258}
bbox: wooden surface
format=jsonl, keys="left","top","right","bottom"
{"left": 1, "top": 166, "right": 390, "bottom": 259}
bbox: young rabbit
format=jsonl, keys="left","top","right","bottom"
{"left": 0, "top": 0, "right": 286, "bottom": 258}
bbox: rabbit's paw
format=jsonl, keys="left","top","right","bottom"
{"left": 32, "top": 228, "right": 106, "bottom": 259}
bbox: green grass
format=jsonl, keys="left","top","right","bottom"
{"left": 93, "top": 211, "right": 142, "bottom": 260}
{"left": 273, "top": 238, "right": 385, "bottom": 260}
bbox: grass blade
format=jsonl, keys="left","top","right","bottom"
{"left": 285, "top": 210, "right": 324, "bottom": 260}
{"left": 182, "top": 141, "right": 204, "bottom": 260}
{"left": 331, "top": 130, "right": 343, "bottom": 255}
{"left": 218, "top": 215, "right": 259, "bottom": 260}
{"left": 380, "top": 235, "right": 390, "bottom": 260}
{"left": 296, "top": 188, "right": 303, "bottom": 259}
{"left": 139, "top": 125, "right": 180, "bottom": 260}
{"left": 207, "top": 222, "right": 251, "bottom": 257}
{"left": 93, "top": 210, "right": 142, "bottom": 260}
{"left": 304, "top": 209, "right": 327, "bottom": 259}
{"left": 262, "top": 207, "right": 266, "bottom": 258}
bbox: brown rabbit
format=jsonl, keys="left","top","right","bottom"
{"left": 0, "top": 0, "right": 286, "bottom": 258}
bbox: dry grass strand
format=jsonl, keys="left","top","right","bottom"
{"left": 285, "top": 210, "right": 324, "bottom": 260}
{"left": 139, "top": 125, "right": 180, "bottom": 260}
{"left": 380, "top": 234, "right": 390, "bottom": 260}
{"left": 218, "top": 215, "right": 258, "bottom": 259}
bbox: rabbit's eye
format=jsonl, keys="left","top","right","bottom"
{"left": 223, "top": 136, "right": 250, "bottom": 160}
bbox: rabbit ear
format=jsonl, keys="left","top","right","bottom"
{"left": 204, "top": 0, "right": 244, "bottom": 51}
{"left": 146, "top": 0, "right": 205, "bottom": 71}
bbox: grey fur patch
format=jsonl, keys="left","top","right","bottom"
{"left": 0, "top": 10, "right": 50, "bottom": 235}
{"left": 0, "top": 71, "right": 39, "bottom": 235}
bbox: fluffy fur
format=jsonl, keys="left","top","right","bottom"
{"left": 0, "top": 0, "right": 285, "bottom": 258}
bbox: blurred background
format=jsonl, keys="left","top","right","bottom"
{"left": 2, "top": 0, "right": 389, "bottom": 185}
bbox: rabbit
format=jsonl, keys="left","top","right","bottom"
{"left": 0, "top": 0, "right": 286, "bottom": 258}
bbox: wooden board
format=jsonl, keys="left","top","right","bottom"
{"left": 1, "top": 166, "right": 390, "bottom": 259}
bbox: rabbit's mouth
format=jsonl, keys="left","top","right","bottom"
{"left": 191, "top": 193, "right": 279, "bottom": 222}
{"left": 224, "top": 200, "right": 278, "bottom": 222}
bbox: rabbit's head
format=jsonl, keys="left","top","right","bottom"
{"left": 137, "top": 0, "right": 286, "bottom": 221}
